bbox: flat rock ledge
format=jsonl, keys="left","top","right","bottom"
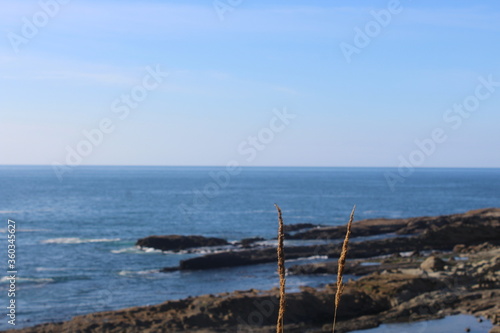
{"left": 176, "top": 208, "right": 500, "bottom": 270}
{"left": 136, "top": 235, "right": 228, "bottom": 252}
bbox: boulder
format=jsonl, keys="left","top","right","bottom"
{"left": 420, "top": 256, "right": 446, "bottom": 272}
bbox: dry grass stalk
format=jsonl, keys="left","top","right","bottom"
{"left": 275, "top": 204, "right": 286, "bottom": 333}
{"left": 333, "top": 205, "right": 356, "bottom": 333}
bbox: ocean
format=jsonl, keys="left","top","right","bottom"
{"left": 1, "top": 166, "right": 499, "bottom": 330}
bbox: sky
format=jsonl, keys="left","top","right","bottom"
{"left": 1, "top": 0, "right": 499, "bottom": 168}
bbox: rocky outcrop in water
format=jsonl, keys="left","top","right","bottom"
{"left": 178, "top": 208, "right": 500, "bottom": 270}
{"left": 289, "top": 207, "right": 500, "bottom": 240}
{"left": 283, "top": 223, "right": 322, "bottom": 232}
{"left": 136, "top": 235, "right": 228, "bottom": 252}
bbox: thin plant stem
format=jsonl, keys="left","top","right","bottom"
{"left": 333, "top": 205, "right": 356, "bottom": 333}
{"left": 275, "top": 204, "right": 286, "bottom": 333}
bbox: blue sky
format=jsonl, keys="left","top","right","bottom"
{"left": 1, "top": 0, "right": 499, "bottom": 167}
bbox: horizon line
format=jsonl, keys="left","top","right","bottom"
{"left": 1, "top": 164, "right": 500, "bottom": 169}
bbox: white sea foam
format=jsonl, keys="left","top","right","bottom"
{"left": 1, "top": 276, "right": 54, "bottom": 283}
{"left": 286, "top": 255, "right": 328, "bottom": 263}
{"left": 111, "top": 246, "right": 162, "bottom": 254}
{"left": 113, "top": 245, "right": 232, "bottom": 255}
{"left": 144, "top": 247, "right": 162, "bottom": 253}
{"left": 1, "top": 228, "right": 51, "bottom": 233}
{"left": 304, "top": 255, "right": 328, "bottom": 260}
{"left": 35, "top": 267, "right": 69, "bottom": 272}
{"left": 41, "top": 237, "right": 120, "bottom": 244}
{"left": 176, "top": 245, "right": 235, "bottom": 255}
{"left": 118, "top": 269, "right": 160, "bottom": 276}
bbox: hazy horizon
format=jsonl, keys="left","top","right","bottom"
{"left": 1, "top": 164, "right": 500, "bottom": 169}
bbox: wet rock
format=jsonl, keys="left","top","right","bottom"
{"left": 288, "top": 208, "right": 500, "bottom": 243}
{"left": 283, "top": 223, "right": 322, "bottom": 232}
{"left": 179, "top": 245, "right": 330, "bottom": 270}
{"left": 136, "top": 235, "right": 228, "bottom": 252}
{"left": 239, "top": 237, "right": 265, "bottom": 248}
{"left": 288, "top": 218, "right": 407, "bottom": 240}
{"left": 288, "top": 259, "right": 420, "bottom": 277}
{"left": 177, "top": 209, "right": 500, "bottom": 271}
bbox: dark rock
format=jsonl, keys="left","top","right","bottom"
{"left": 288, "top": 218, "right": 407, "bottom": 240}
{"left": 239, "top": 237, "right": 265, "bottom": 248}
{"left": 176, "top": 208, "right": 500, "bottom": 271}
{"left": 396, "top": 208, "right": 499, "bottom": 234}
{"left": 160, "top": 266, "right": 179, "bottom": 273}
{"left": 283, "top": 223, "right": 322, "bottom": 232}
{"left": 136, "top": 235, "right": 228, "bottom": 252}
{"left": 288, "top": 261, "right": 338, "bottom": 275}
{"left": 289, "top": 208, "right": 500, "bottom": 242}
{"left": 420, "top": 220, "right": 500, "bottom": 249}
{"left": 180, "top": 246, "right": 324, "bottom": 270}
{"left": 288, "top": 259, "right": 421, "bottom": 276}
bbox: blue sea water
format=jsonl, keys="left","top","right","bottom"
{"left": 0, "top": 166, "right": 499, "bottom": 330}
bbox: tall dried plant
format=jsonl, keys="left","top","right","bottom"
{"left": 333, "top": 205, "right": 356, "bottom": 333}
{"left": 275, "top": 204, "right": 286, "bottom": 333}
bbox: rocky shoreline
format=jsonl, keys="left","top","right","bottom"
{"left": 6, "top": 208, "right": 500, "bottom": 333}
{"left": 161, "top": 207, "right": 499, "bottom": 271}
